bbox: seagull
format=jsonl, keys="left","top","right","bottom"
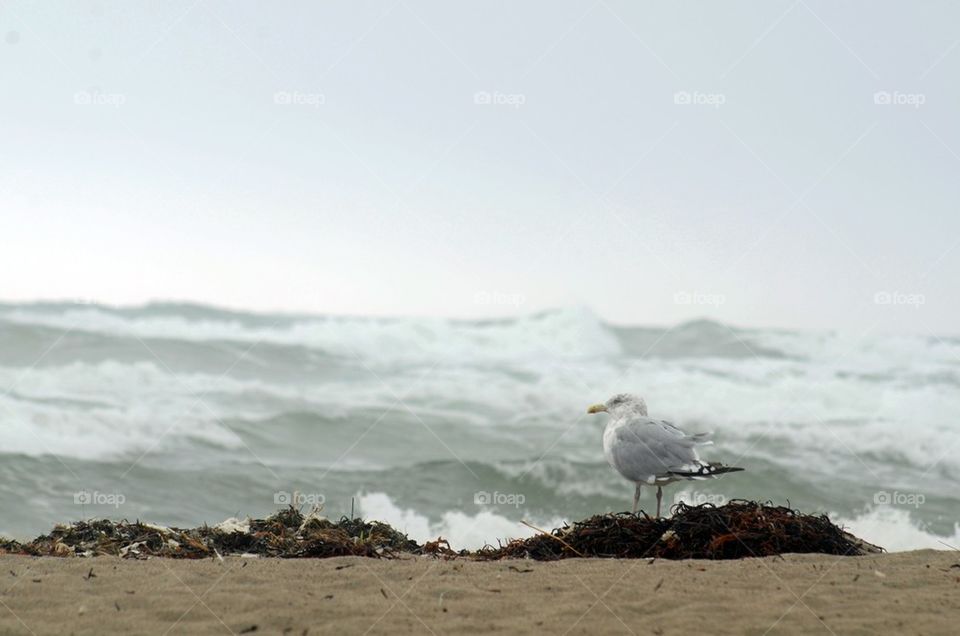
{"left": 587, "top": 393, "right": 743, "bottom": 517}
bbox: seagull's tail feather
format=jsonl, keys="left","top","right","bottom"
{"left": 668, "top": 461, "right": 745, "bottom": 480}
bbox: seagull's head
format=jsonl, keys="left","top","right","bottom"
{"left": 587, "top": 393, "right": 648, "bottom": 417}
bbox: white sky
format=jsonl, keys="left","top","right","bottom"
{"left": 1, "top": 1, "right": 958, "bottom": 333}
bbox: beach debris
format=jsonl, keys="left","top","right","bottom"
{"left": 0, "top": 508, "right": 419, "bottom": 559}
{"left": 0, "top": 539, "right": 22, "bottom": 554}
{"left": 472, "top": 501, "right": 883, "bottom": 560}
{"left": 214, "top": 517, "right": 251, "bottom": 535}
{"left": 422, "top": 537, "right": 457, "bottom": 557}
{"left": 0, "top": 501, "right": 882, "bottom": 561}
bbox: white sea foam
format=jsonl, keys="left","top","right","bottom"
{"left": 0, "top": 305, "right": 621, "bottom": 362}
{"left": 0, "top": 361, "right": 255, "bottom": 459}
{"left": 3, "top": 335, "right": 959, "bottom": 482}
{"left": 837, "top": 506, "right": 960, "bottom": 552}
{"left": 356, "top": 492, "right": 565, "bottom": 550}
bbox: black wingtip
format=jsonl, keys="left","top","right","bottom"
{"left": 666, "top": 463, "right": 746, "bottom": 479}
{"left": 712, "top": 465, "right": 745, "bottom": 474}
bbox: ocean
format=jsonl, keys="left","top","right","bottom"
{"left": 1, "top": 302, "right": 957, "bottom": 551}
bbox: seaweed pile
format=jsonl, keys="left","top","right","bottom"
{"left": 1, "top": 508, "right": 418, "bottom": 559}
{"left": 0, "top": 501, "right": 881, "bottom": 560}
{"left": 0, "top": 538, "right": 22, "bottom": 554}
{"left": 474, "top": 501, "right": 882, "bottom": 560}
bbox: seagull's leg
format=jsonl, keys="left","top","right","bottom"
{"left": 656, "top": 486, "right": 663, "bottom": 518}
{"left": 632, "top": 483, "right": 642, "bottom": 514}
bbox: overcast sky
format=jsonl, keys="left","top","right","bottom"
{"left": 2, "top": 1, "right": 958, "bottom": 334}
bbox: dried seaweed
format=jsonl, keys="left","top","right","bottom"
{"left": 473, "top": 501, "right": 882, "bottom": 560}
{"left": 0, "top": 539, "right": 22, "bottom": 553}
{"left": 0, "top": 501, "right": 882, "bottom": 560}
{"left": 0, "top": 509, "right": 420, "bottom": 560}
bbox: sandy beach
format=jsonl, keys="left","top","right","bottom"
{"left": 5, "top": 2, "right": 959, "bottom": 635}
{"left": 0, "top": 550, "right": 956, "bottom": 635}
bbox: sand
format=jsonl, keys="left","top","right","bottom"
{"left": 0, "top": 550, "right": 957, "bottom": 635}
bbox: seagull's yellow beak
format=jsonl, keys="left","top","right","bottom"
{"left": 587, "top": 403, "right": 608, "bottom": 414}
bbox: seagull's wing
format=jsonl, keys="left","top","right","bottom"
{"left": 608, "top": 416, "right": 714, "bottom": 483}
{"left": 655, "top": 419, "right": 712, "bottom": 444}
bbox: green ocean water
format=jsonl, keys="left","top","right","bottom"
{"left": 1, "top": 302, "right": 958, "bottom": 550}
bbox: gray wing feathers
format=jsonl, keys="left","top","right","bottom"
{"left": 609, "top": 417, "right": 712, "bottom": 483}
